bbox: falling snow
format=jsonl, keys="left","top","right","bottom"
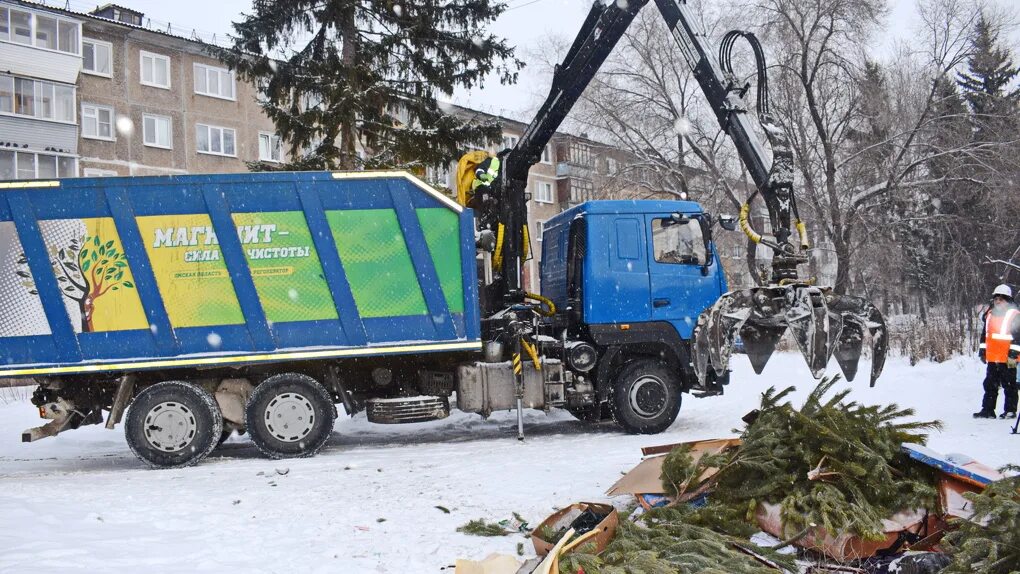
{"left": 206, "top": 332, "right": 222, "bottom": 349}
{"left": 115, "top": 116, "right": 134, "bottom": 137}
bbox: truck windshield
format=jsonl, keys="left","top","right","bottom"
{"left": 652, "top": 218, "right": 705, "bottom": 265}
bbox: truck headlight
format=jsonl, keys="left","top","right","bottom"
{"left": 566, "top": 342, "right": 597, "bottom": 372}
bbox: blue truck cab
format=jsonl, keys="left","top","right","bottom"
{"left": 540, "top": 200, "right": 729, "bottom": 424}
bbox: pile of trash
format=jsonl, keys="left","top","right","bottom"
{"left": 455, "top": 376, "right": 1018, "bottom": 574}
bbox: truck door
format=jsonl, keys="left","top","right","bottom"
{"left": 646, "top": 214, "right": 720, "bottom": 339}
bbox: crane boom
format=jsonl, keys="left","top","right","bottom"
{"left": 477, "top": 0, "right": 886, "bottom": 387}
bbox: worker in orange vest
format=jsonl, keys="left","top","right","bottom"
{"left": 975, "top": 284, "right": 1020, "bottom": 419}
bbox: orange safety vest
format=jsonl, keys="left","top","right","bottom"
{"left": 982, "top": 306, "right": 1020, "bottom": 363}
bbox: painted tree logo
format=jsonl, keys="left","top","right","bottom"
{"left": 16, "top": 234, "right": 135, "bottom": 332}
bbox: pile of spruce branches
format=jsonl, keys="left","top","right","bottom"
{"left": 560, "top": 375, "right": 946, "bottom": 573}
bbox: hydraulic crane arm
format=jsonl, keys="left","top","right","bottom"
{"left": 478, "top": 0, "right": 887, "bottom": 386}
{"left": 487, "top": 0, "right": 647, "bottom": 307}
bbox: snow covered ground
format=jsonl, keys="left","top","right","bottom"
{"left": 0, "top": 353, "right": 1016, "bottom": 573}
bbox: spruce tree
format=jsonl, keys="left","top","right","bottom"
{"left": 214, "top": 1, "right": 522, "bottom": 171}
{"left": 956, "top": 12, "right": 1020, "bottom": 141}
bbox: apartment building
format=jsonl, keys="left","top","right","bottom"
{"left": 0, "top": 1, "right": 284, "bottom": 179}
{"left": 0, "top": 2, "right": 81, "bottom": 179}
{"left": 75, "top": 4, "right": 281, "bottom": 176}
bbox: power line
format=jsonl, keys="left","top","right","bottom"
{"left": 506, "top": 0, "right": 549, "bottom": 12}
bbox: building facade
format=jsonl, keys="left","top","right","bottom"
{"left": 0, "top": 1, "right": 81, "bottom": 179}
{"left": 1, "top": 1, "right": 284, "bottom": 179}
{"left": 75, "top": 4, "right": 281, "bottom": 176}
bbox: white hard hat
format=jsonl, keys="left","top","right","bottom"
{"left": 993, "top": 284, "right": 1013, "bottom": 299}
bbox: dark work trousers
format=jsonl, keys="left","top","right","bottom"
{"left": 981, "top": 362, "right": 1019, "bottom": 414}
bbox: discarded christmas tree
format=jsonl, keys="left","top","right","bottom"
{"left": 662, "top": 375, "right": 942, "bottom": 542}
{"left": 558, "top": 506, "right": 795, "bottom": 574}
{"left": 943, "top": 468, "right": 1020, "bottom": 574}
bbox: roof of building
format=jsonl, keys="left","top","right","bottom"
{"left": 7, "top": 0, "right": 227, "bottom": 47}
{"left": 93, "top": 3, "right": 144, "bottom": 17}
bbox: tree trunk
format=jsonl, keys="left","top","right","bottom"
{"left": 833, "top": 235, "right": 852, "bottom": 295}
{"left": 338, "top": 7, "right": 358, "bottom": 171}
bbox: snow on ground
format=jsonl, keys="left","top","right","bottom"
{"left": 0, "top": 353, "right": 1016, "bottom": 573}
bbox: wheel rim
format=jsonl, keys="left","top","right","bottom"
{"left": 263, "top": 392, "right": 316, "bottom": 442}
{"left": 629, "top": 376, "right": 668, "bottom": 419}
{"left": 144, "top": 401, "right": 198, "bottom": 453}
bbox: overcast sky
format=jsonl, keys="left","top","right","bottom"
{"left": 52, "top": 0, "right": 1020, "bottom": 119}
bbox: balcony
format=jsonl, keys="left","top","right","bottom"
{"left": 555, "top": 161, "right": 593, "bottom": 179}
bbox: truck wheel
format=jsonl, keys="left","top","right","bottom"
{"left": 245, "top": 373, "right": 336, "bottom": 459}
{"left": 610, "top": 359, "right": 681, "bottom": 434}
{"left": 125, "top": 381, "right": 224, "bottom": 469}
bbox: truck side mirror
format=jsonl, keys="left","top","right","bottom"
{"left": 718, "top": 215, "right": 738, "bottom": 231}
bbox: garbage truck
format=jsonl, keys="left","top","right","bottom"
{"left": 0, "top": 170, "right": 729, "bottom": 468}
{"left": 0, "top": 0, "right": 886, "bottom": 469}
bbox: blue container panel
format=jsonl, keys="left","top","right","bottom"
{"left": 0, "top": 172, "right": 480, "bottom": 378}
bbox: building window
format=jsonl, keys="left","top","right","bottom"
{"left": 0, "top": 8, "right": 79, "bottom": 54}
{"left": 83, "top": 168, "right": 117, "bottom": 177}
{"left": 196, "top": 124, "right": 236, "bottom": 157}
{"left": 606, "top": 157, "right": 618, "bottom": 174}
{"left": 194, "top": 63, "right": 235, "bottom": 100}
{"left": 535, "top": 219, "right": 546, "bottom": 242}
{"left": 569, "top": 178, "right": 594, "bottom": 204}
{"left": 502, "top": 134, "right": 519, "bottom": 150}
{"left": 258, "top": 132, "right": 282, "bottom": 162}
{"left": 0, "top": 74, "right": 74, "bottom": 123}
{"left": 82, "top": 39, "right": 113, "bottom": 77}
{"left": 569, "top": 142, "right": 592, "bottom": 166}
{"left": 140, "top": 51, "right": 170, "bottom": 89}
{"left": 534, "top": 180, "right": 554, "bottom": 203}
{"left": 426, "top": 163, "right": 452, "bottom": 189}
{"left": 81, "top": 103, "right": 114, "bottom": 140}
{"left": 143, "top": 114, "right": 172, "bottom": 148}
{"left": 0, "top": 150, "right": 75, "bottom": 179}
{"left": 0, "top": 75, "right": 11, "bottom": 113}
{"left": 541, "top": 145, "right": 553, "bottom": 164}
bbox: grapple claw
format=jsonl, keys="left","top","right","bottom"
{"left": 785, "top": 286, "right": 842, "bottom": 378}
{"left": 692, "top": 284, "right": 887, "bottom": 386}
{"left": 692, "top": 293, "right": 750, "bottom": 382}
{"left": 740, "top": 323, "right": 786, "bottom": 374}
{"left": 827, "top": 295, "right": 887, "bottom": 387}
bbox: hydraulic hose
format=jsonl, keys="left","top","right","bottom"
{"left": 525, "top": 292, "right": 557, "bottom": 317}
{"left": 739, "top": 201, "right": 762, "bottom": 245}
{"left": 795, "top": 219, "right": 809, "bottom": 251}
{"left": 491, "top": 224, "right": 531, "bottom": 271}
{"left": 521, "top": 338, "right": 541, "bottom": 371}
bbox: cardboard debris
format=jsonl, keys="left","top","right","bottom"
{"left": 531, "top": 502, "right": 617, "bottom": 557}
{"left": 606, "top": 437, "right": 742, "bottom": 509}
{"left": 904, "top": 443, "right": 1004, "bottom": 523}
{"left": 756, "top": 503, "right": 938, "bottom": 561}
{"left": 454, "top": 553, "right": 521, "bottom": 574}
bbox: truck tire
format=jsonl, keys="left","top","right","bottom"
{"left": 125, "top": 381, "right": 224, "bottom": 469}
{"left": 245, "top": 373, "right": 336, "bottom": 459}
{"left": 610, "top": 359, "right": 681, "bottom": 434}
